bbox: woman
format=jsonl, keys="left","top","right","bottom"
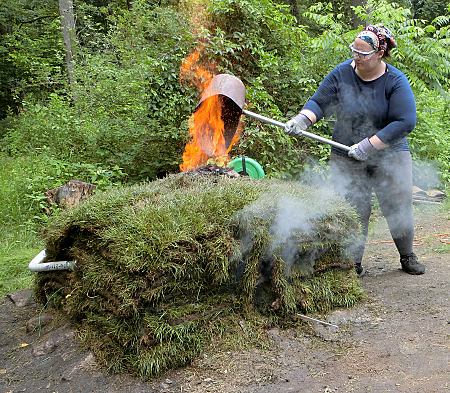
{"left": 285, "top": 25, "right": 425, "bottom": 276}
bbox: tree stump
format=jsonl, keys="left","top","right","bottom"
{"left": 45, "top": 180, "right": 96, "bottom": 209}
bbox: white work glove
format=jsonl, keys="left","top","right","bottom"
{"left": 348, "top": 137, "right": 377, "bottom": 161}
{"left": 284, "top": 113, "right": 312, "bottom": 136}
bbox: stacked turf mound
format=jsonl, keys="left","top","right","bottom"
{"left": 35, "top": 173, "right": 364, "bottom": 377}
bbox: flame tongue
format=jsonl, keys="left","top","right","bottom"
{"left": 180, "top": 82, "right": 232, "bottom": 172}
{"left": 180, "top": 94, "right": 227, "bottom": 172}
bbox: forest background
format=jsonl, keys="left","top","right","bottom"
{"left": 0, "top": 0, "right": 449, "bottom": 296}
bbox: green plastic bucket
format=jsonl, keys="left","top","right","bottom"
{"left": 227, "top": 157, "right": 265, "bottom": 179}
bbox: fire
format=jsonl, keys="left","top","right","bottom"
{"left": 179, "top": 49, "right": 240, "bottom": 172}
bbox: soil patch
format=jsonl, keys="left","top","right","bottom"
{"left": 1, "top": 205, "right": 449, "bottom": 393}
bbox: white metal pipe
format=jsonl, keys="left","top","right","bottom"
{"left": 242, "top": 109, "right": 351, "bottom": 152}
{"left": 29, "top": 249, "right": 76, "bottom": 272}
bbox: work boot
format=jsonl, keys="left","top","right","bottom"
{"left": 355, "top": 264, "right": 366, "bottom": 277}
{"left": 400, "top": 253, "right": 425, "bottom": 275}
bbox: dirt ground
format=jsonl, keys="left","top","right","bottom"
{"left": 1, "top": 205, "right": 449, "bottom": 393}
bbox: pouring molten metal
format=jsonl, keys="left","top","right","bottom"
{"left": 179, "top": 51, "right": 242, "bottom": 172}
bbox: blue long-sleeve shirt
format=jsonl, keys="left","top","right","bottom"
{"left": 303, "top": 59, "right": 416, "bottom": 155}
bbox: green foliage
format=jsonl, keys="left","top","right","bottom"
{"left": 4, "top": 0, "right": 450, "bottom": 183}
{"left": 233, "top": 80, "right": 311, "bottom": 177}
{"left": 0, "top": 153, "right": 44, "bottom": 297}
{"left": 201, "top": 0, "right": 324, "bottom": 176}
{"left": 5, "top": 94, "right": 78, "bottom": 158}
{"left": 302, "top": 2, "right": 356, "bottom": 78}
{"left": 0, "top": 153, "right": 125, "bottom": 228}
{"left": 0, "top": 229, "right": 40, "bottom": 297}
{"left": 5, "top": 2, "right": 195, "bottom": 180}
{"left": 95, "top": 1, "right": 195, "bottom": 178}
{"left": 0, "top": 0, "right": 64, "bottom": 119}
{"left": 74, "top": 0, "right": 130, "bottom": 51}
{"left": 411, "top": 0, "right": 449, "bottom": 21}
{"left": 410, "top": 91, "right": 450, "bottom": 183}
{"left": 0, "top": 154, "right": 48, "bottom": 228}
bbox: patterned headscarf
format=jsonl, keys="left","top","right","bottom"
{"left": 357, "top": 25, "right": 397, "bottom": 53}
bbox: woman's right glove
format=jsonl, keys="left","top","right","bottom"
{"left": 284, "top": 113, "right": 312, "bottom": 136}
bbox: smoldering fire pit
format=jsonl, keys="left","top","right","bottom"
{"left": 187, "top": 164, "right": 240, "bottom": 177}
{"left": 34, "top": 173, "right": 363, "bottom": 378}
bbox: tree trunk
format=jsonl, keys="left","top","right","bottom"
{"left": 58, "top": 0, "right": 76, "bottom": 92}
{"left": 287, "top": 0, "right": 300, "bottom": 22}
{"left": 351, "top": 0, "right": 367, "bottom": 28}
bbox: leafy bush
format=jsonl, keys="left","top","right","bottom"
{"left": 0, "top": 1, "right": 64, "bottom": 119}
{"left": 411, "top": 91, "right": 450, "bottom": 184}
{"left": 411, "top": 0, "right": 449, "bottom": 21}
{"left": 5, "top": 3, "right": 195, "bottom": 180}
{"left": 199, "top": 0, "right": 322, "bottom": 176}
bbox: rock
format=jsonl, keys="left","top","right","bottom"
{"left": 79, "top": 352, "right": 97, "bottom": 370}
{"left": 32, "top": 326, "right": 75, "bottom": 357}
{"left": 7, "top": 289, "right": 35, "bottom": 307}
{"left": 426, "top": 189, "right": 445, "bottom": 200}
{"left": 32, "top": 337, "right": 57, "bottom": 357}
{"left": 412, "top": 186, "right": 427, "bottom": 196}
{"left": 60, "top": 352, "right": 98, "bottom": 382}
{"left": 26, "top": 313, "right": 54, "bottom": 333}
{"left": 412, "top": 186, "right": 445, "bottom": 203}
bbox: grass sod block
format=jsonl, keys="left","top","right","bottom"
{"left": 34, "top": 173, "right": 364, "bottom": 377}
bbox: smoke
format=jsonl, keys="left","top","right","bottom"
{"left": 268, "top": 192, "right": 336, "bottom": 276}
{"left": 296, "top": 151, "right": 427, "bottom": 265}
{"left": 235, "top": 169, "right": 353, "bottom": 279}
{"left": 412, "top": 159, "right": 442, "bottom": 189}
{"left": 270, "top": 196, "right": 317, "bottom": 242}
{"left": 236, "top": 145, "right": 439, "bottom": 280}
{"left": 179, "top": 0, "right": 210, "bottom": 35}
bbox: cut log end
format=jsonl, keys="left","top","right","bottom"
{"left": 45, "top": 180, "right": 96, "bottom": 209}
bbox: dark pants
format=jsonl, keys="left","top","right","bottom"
{"left": 330, "top": 151, "right": 414, "bottom": 265}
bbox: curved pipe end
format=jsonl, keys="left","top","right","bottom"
{"left": 29, "top": 249, "right": 76, "bottom": 272}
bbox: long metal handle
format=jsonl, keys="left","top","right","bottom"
{"left": 242, "top": 109, "right": 351, "bottom": 152}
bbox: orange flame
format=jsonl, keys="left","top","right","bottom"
{"left": 179, "top": 48, "right": 240, "bottom": 172}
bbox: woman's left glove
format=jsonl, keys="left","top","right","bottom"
{"left": 284, "top": 113, "right": 312, "bottom": 136}
{"left": 348, "top": 138, "right": 377, "bottom": 161}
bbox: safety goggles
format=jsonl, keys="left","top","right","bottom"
{"left": 349, "top": 44, "right": 376, "bottom": 59}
